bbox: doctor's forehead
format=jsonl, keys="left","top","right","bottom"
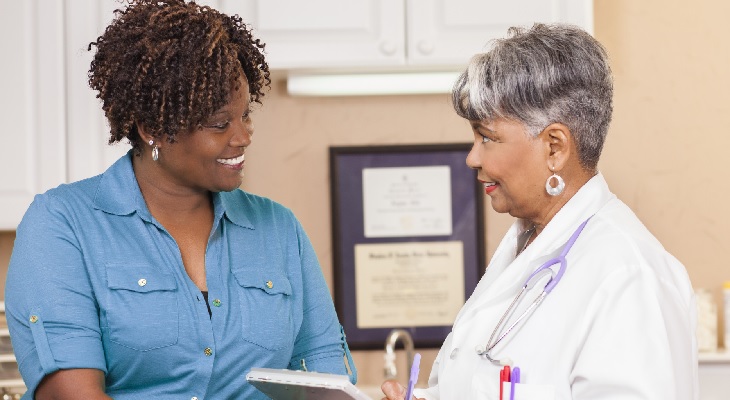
{"left": 470, "top": 120, "right": 497, "bottom": 132}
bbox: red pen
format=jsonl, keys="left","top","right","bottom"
{"left": 499, "top": 366, "right": 511, "bottom": 400}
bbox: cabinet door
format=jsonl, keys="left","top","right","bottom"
{"left": 218, "top": 0, "right": 406, "bottom": 69}
{"left": 65, "top": 0, "right": 128, "bottom": 183}
{"left": 0, "top": 0, "right": 66, "bottom": 230}
{"left": 407, "top": 0, "right": 593, "bottom": 67}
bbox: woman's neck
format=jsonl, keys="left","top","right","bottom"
{"left": 132, "top": 155, "right": 213, "bottom": 221}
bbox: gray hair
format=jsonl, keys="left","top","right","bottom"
{"left": 452, "top": 23, "right": 613, "bottom": 169}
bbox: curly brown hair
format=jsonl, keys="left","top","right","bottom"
{"left": 88, "top": 0, "right": 270, "bottom": 154}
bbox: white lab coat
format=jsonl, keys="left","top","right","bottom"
{"left": 414, "top": 173, "right": 698, "bottom": 400}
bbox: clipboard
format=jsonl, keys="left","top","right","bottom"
{"left": 246, "top": 368, "right": 374, "bottom": 400}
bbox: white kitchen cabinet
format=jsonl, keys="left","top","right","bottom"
{"left": 0, "top": 0, "right": 125, "bottom": 230}
{"left": 64, "top": 1, "right": 129, "bottom": 184}
{"left": 216, "top": 0, "right": 592, "bottom": 70}
{"left": 0, "top": 0, "right": 67, "bottom": 231}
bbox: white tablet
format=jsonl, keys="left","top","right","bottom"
{"left": 246, "top": 368, "right": 374, "bottom": 400}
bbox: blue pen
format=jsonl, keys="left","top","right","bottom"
{"left": 404, "top": 353, "right": 421, "bottom": 400}
{"left": 509, "top": 367, "right": 520, "bottom": 400}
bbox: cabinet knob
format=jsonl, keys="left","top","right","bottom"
{"left": 379, "top": 41, "right": 397, "bottom": 56}
{"left": 418, "top": 40, "right": 434, "bottom": 55}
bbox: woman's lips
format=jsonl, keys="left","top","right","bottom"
{"left": 481, "top": 180, "right": 498, "bottom": 194}
{"left": 217, "top": 154, "right": 245, "bottom": 170}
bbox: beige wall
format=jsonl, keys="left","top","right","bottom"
{"left": 2, "top": 0, "right": 730, "bottom": 390}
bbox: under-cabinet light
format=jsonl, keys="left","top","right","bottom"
{"left": 286, "top": 71, "right": 461, "bottom": 97}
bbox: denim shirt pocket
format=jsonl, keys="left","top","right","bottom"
{"left": 231, "top": 268, "right": 293, "bottom": 351}
{"left": 105, "top": 263, "right": 179, "bottom": 351}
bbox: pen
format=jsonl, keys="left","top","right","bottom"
{"left": 404, "top": 353, "right": 421, "bottom": 400}
{"left": 499, "top": 366, "right": 510, "bottom": 400}
{"left": 509, "top": 367, "right": 520, "bottom": 400}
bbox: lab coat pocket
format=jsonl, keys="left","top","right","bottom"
{"left": 105, "top": 263, "right": 179, "bottom": 351}
{"left": 502, "top": 382, "right": 556, "bottom": 400}
{"left": 472, "top": 376, "right": 555, "bottom": 400}
{"left": 232, "top": 268, "right": 293, "bottom": 351}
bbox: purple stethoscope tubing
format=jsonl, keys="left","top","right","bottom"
{"left": 524, "top": 216, "right": 592, "bottom": 294}
{"left": 479, "top": 216, "right": 593, "bottom": 363}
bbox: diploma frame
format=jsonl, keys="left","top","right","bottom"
{"left": 329, "top": 144, "right": 485, "bottom": 349}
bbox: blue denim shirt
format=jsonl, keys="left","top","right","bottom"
{"left": 6, "top": 152, "right": 355, "bottom": 399}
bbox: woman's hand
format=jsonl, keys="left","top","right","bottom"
{"left": 380, "top": 379, "right": 425, "bottom": 400}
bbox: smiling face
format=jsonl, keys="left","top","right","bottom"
{"left": 466, "top": 117, "right": 550, "bottom": 220}
{"left": 149, "top": 78, "right": 254, "bottom": 194}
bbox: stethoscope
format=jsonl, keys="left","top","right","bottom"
{"left": 474, "top": 216, "right": 593, "bottom": 366}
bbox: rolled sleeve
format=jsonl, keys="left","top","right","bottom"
{"left": 6, "top": 194, "right": 107, "bottom": 396}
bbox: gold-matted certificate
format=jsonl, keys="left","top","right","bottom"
{"left": 354, "top": 241, "right": 465, "bottom": 328}
{"left": 362, "top": 165, "right": 453, "bottom": 238}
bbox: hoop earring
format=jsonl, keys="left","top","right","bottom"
{"left": 149, "top": 140, "right": 159, "bottom": 162}
{"left": 545, "top": 173, "right": 565, "bottom": 196}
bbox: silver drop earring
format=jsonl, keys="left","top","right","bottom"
{"left": 149, "top": 139, "right": 159, "bottom": 162}
{"left": 545, "top": 173, "right": 565, "bottom": 196}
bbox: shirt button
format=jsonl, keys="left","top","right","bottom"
{"left": 212, "top": 299, "right": 221, "bottom": 307}
{"left": 138, "top": 278, "right": 147, "bottom": 287}
{"left": 191, "top": 397, "right": 199, "bottom": 400}
{"left": 29, "top": 315, "right": 38, "bottom": 323}
{"left": 204, "top": 347, "right": 213, "bottom": 356}
{"left": 266, "top": 280, "right": 273, "bottom": 289}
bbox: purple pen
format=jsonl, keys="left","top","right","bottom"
{"left": 404, "top": 353, "right": 421, "bottom": 400}
{"left": 509, "top": 367, "right": 520, "bottom": 400}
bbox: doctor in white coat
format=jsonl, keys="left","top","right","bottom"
{"left": 381, "top": 23, "right": 697, "bottom": 400}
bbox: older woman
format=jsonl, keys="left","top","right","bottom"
{"left": 382, "top": 24, "right": 697, "bottom": 400}
{"left": 5, "top": 1, "right": 354, "bottom": 399}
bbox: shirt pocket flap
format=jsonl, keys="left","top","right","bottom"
{"left": 106, "top": 263, "right": 177, "bottom": 293}
{"left": 231, "top": 268, "right": 292, "bottom": 296}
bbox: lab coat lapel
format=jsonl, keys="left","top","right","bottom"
{"left": 453, "top": 173, "right": 615, "bottom": 328}
{"left": 454, "top": 222, "right": 542, "bottom": 327}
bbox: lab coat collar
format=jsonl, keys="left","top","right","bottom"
{"left": 454, "top": 173, "right": 615, "bottom": 326}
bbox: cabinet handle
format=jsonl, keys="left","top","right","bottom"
{"left": 417, "top": 40, "right": 434, "bottom": 56}
{"left": 379, "top": 41, "right": 397, "bottom": 56}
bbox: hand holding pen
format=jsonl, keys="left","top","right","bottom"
{"left": 380, "top": 353, "right": 423, "bottom": 400}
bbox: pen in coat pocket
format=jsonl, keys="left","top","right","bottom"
{"left": 510, "top": 367, "right": 520, "bottom": 400}
{"left": 499, "top": 365, "right": 511, "bottom": 400}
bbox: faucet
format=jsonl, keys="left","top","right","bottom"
{"left": 383, "top": 329, "right": 414, "bottom": 380}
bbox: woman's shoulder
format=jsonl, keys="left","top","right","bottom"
{"left": 25, "top": 176, "right": 102, "bottom": 216}
{"left": 590, "top": 199, "right": 662, "bottom": 249}
{"left": 578, "top": 198, "right": 685, "bottom": 276}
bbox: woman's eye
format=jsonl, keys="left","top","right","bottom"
{"left": 210, "top": 121, "right": 230, "bottom": 130}
{"left": 481, "top": 135, "right": 491, "bottom": 143}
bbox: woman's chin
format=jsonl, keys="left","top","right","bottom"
{"left": 488, "top": 200, "right": 509, "bottom": 214}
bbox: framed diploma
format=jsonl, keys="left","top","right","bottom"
{"left": 329, "top": 144, "right": 485, "bottom": 349}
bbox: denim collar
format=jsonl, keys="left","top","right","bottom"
{"left": 92, "top": 150, "right": 253, "bottom": 229}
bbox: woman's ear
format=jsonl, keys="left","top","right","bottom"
{"left": 541, "top": 123, "right": 573, "bottom": 171}
{"left": 136, "top": 122, "right": 154, "bottom": 147}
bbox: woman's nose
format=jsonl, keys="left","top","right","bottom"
{"left": 231, "top": 118, "right": 253, "bottom": 147}
{"left": 465, "top": 144, "right": 480, "bottom": 169}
